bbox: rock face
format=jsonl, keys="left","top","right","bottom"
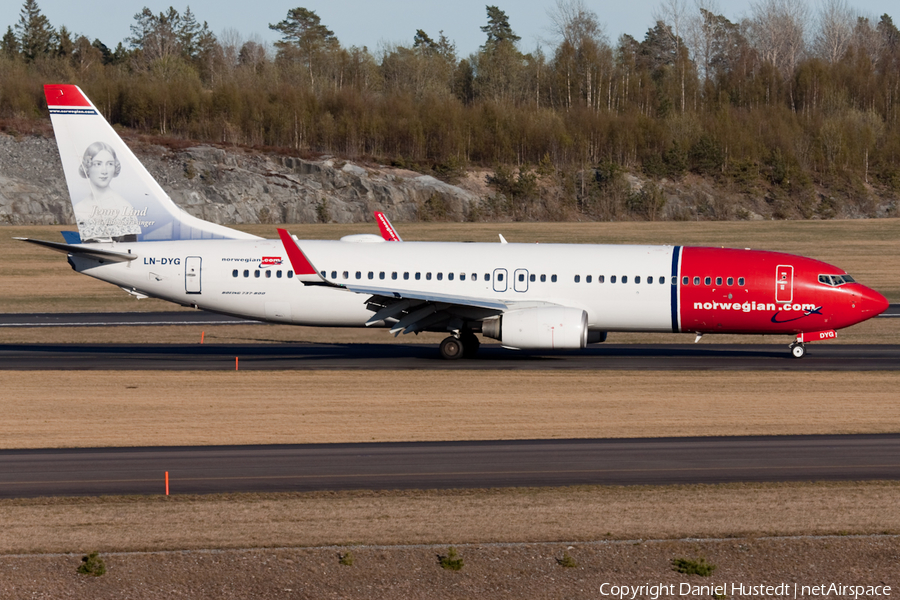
{"left": 0, "top": 134, "right": 483, "bottom": 227}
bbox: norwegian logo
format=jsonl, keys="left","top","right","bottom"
{"left": 260, "top": 257, "right": 283, "bottom": 267}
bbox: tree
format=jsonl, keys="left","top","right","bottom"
{"left": 480, "top": 5, "right": 521, "bottom": 50}
{"left": 128, "top": 6, "right": 182, "bottom": 65}
{"left": 547, "top": 0, "right": 611, "bottom": 110}
{"left": 269, "top": 7, "right": 339, "bottom": 87}
{"left": 1, "top": 26, "right": 18, "bottom": 59}
{"left": 749, "top": 0, "right": 808, "bottom": 77}
{"left": 653, "top": 0, "right": 689, "bottom": 111}
{"left": 814, "top": 0, "right": 854, "bottom": 64}
{"left": 15, "top": 0, "right": 55, "bottom": 62}
{"left": 56, "top": 25, "right": 73, "bottom": 59}
{"left": 475, "top": 6, "right": 525, "bottom": 103}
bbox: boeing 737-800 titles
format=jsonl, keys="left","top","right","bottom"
{"left": 17, "top": 84, "right": 889, "bottom": 359}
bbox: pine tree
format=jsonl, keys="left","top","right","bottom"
{"left": 1, "top": 26, "right": 18, "bottom": 59}
{"left": 480, "top": 5, "right": 521, "bottom": 50}
{"left": 15, "top": 0, "right": 55, "bottom": 61}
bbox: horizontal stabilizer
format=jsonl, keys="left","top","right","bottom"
{"left": 14, "top": 238, "right": 137, "bottom": 263}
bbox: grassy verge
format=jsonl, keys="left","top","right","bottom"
{"left": 1, "top": 481, "right": 898, "bottom": 554}
{"left": 2, "top": 370, "right": 898, "bottom": 449}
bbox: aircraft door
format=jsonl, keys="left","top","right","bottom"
{"left": 513, "top": 268, "right": 529, "bottom": 292}
{"left": 775, "top": 264, "right": 793, "bottom": 303}
{"left": 492, "top": 268, "right": 508, "bottom": 292}
{"left": 185, "top": 256, "right": 202, "bottom": 294}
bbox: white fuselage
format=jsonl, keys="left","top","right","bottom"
{"left": 72, "top": 238, "right": 679, "bottom": 332}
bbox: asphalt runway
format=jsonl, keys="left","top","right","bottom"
{"left": 1, "top": 435, "right": 898, "bottom": 498}
{"left": 1, "top": 341, "right": 899, "bottom": 370}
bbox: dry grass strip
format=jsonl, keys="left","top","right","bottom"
{"left": 1, "top": 481, "right": 898, "bottom": 554}
{"left": 2, "top": 370, "right": 898, "bottom": 449}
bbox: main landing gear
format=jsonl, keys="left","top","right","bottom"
{"left": 789, "top": 342, "right": 806, "bottom": 359}
{"left": 439, "top": 331, "right": 481, "bottom": 360}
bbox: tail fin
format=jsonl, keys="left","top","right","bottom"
{"left": 44, "top": 84, "right": 259, "bottom": 243}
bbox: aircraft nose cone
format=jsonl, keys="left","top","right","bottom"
{"left": 858, "top": 285, "right": 889, "bottom": 317}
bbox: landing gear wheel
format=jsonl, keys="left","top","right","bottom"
{"left": 460, "top": 332, "right": 480, "bottom": 358}
{"left": 790, "top": 343, "right": 806, "bottom": 358}
{"left": 440, "top": 336, "right": 464, "bottom": 360}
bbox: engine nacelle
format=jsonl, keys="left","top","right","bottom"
{"left": 482, "top": 307, "right": 588, "bottom": 350}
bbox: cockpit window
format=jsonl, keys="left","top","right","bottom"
{"left": 818, "top": 274, "right": 854, "bottom": 286}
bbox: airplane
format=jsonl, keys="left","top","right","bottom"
{"left": 17, "top": 84, "right": 889, "bottom": 360}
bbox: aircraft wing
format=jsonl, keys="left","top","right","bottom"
{"left": 277, "top": 228, "right": 557, "bottom": 335}
{"left": 15, "top": 238, "right": 137, "bottom": 263}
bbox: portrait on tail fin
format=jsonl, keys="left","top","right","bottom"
{"left": 74, "top": 141, "right": 142, "bottom": 241}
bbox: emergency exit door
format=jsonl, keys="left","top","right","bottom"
{"left": 775, "top": 264, "right": 793, "bottom": 303}
{"left": 185, "top": 256, "right": 202, "bottom": 294}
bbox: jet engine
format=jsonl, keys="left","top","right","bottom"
{"left": 481, "top": 307, "right": 588, "bottom": 350}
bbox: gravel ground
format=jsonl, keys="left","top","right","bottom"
{"left": 1, "top": 536, "right": 896, "bottom": 599}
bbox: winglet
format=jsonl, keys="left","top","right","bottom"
{"left": 277, "top": 228, "right": 326, "bottom": 284}
{"left": 375, "top": 211, "right": 402, "bottom": 242}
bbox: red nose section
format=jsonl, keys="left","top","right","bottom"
{"left": 859, "top": 285, "right": 890, "bottom": 318}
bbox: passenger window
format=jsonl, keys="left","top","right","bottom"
{"left": 611, "top": 275, "right": 617, "bottom": 283}
{"left": 437, "top": 273, "right": 443, "bottom": 281}
{"left": 586, "top": 275, "right": 592, "bottom": 283}
{"left": 529, "top": 274, "right": 535, "bottom": 282}
{"left": 331, "top": 271, "right": 337, "bottom": 279}
{"left": 277, "top": 270, "right": 282, "bottom": 278}
{"left": 356, "top": 271, "right": 361, "bottom": 279}
{"left": 540, "top": 274, "right": 546, "bottom": 282}
{"left": 484, "top": 274, "right": 490, "bottom": 281}
{"left": 232, "top": 269, "right": 238, "bottom": 277}
{"left": 448, "top": 273, "right": 454, "bottom": 281}
{"left": 497, "top": 273, "right": 504, "bottom": 282}
{"left": 403, "top": 272, "right": 409, "bottom": 280}
{"left": 716, "top": 277, "right": 722, "bottom": 285}
{"left": 727, "top": 277, "right": 734, "bottom": 285}
{"left": 320, "top": 271, "right": 325, "bottom": 277}
{"left": 574, "top": 275, "right": 580, "bottom": 283}
{"left": 472, "top": 273, "right": 477, "bottom": 281}
{"left": 368, "top": 272, "right": 374, "bottom": 280}
{"left": 704, "top": 276, "right": 711, "bottom": 285}
{"left": 551, "top": 274, "right": 557, "bottom": 283}
{"left": 738, "top": 277, "right": 745, "bottom": 286}
{"left": 392, "top": 272, "right": 397, "bottom": 280}
{"left": 342, "top": 271, "right": 348, "bottom": 279}
{"left": 243, "top": 270, "right": 249, "bottom": 277}
{"left": 266, "top": 270, "right": 272, "bottom": 278}
{"left": 598, "top": 275, "right": 605, "bottom": 283}
{"left": 254, "top": 270, "right": 260, "bottom": 278}
{"left": 379, "top": 272, "right": 385, "bottom": 280}
{"left": 671, "top": 276, "right": 677, "bottom": 285}
{"left": 635, "top": 276, "right": 641, "bottom": 284}
{"left": 693, "top": 276, "right": 699, "bottom": 285}
{"left": 622, "top": 275, "right": 628, "bottom": 284}
{"left": 426, "top": 273, "right": 432, "bottom": 280}
{"left": 646, "top": 276, "right": 652, "bottom": 284}
{"left": 518, "top": 273, "right": 524, "bottom": 282}
{"left": 460, "top": 273, "right": 466, "bottom": 281}
{"left": 287, "top": 270, "right": 293, "bottom": 278}
{"left": 415, "top": 272, "right": 421, "bottom": 280}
